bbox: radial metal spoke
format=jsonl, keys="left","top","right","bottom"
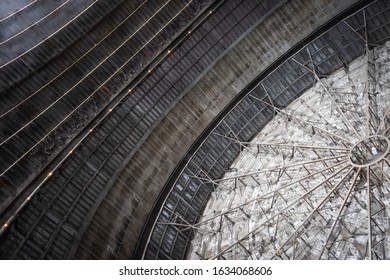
{"left": 319, "top": 168, "right": 362, "bottom": 259}
{"left": 364, "top": 50, "right": 372, "bottom": 137}
{"left": 240, "top": 141, "right": 350, "bottom": 152}
{"left": 210, "top": 164, "right": 351, "bottom": 259}
{"left": 382, "top": 127, "right": 390, "bottom": 137}
{"left": 214, "top": 154, "right": 348, "bottom": 183}
{"left": 249, "top": 94, "right": 354, "bottom": 146}
{"left": 378, "top": 107, "right": 390, "bottom": 134}
{"left": 367, "top": 167, "right": 373, "bottom": 260}
{"left": 277, "top": 167, "right": 355, "bottom": 256}
{"left": 344, "top": 21, "right": 366, "bottom": 43}
{"left": 214, "top": 132, "right": 350, "bottom": 154}
{"left": 189, "top": 161, "right": 217, "bottom": 186}
{"left": 305, "top": 48, "right": 362, "bottom": 141}
{"left": 262, "top": 83, "right": 277, "bottom": 117}
{"left": 381, "top": 160, "right": 390, "bottom": 185}
{"left": 363, "top": 11, "right": 382, "bottom": 137}
{"left": 223, "top": 120, "right": 244, "bottom": 147}
{"left": 191, "top": 160, "right": 349, "bottom": 230}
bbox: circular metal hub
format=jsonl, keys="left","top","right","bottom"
{"left": 349, "top": 135, "right": 390, "bottom": 167}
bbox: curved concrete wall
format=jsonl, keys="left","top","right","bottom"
{"left": 75, "top": 0, "right": 361, "bottom": 259}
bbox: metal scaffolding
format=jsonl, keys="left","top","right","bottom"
{"left": 187, "top": 40, "right": 390, "bottom": 260}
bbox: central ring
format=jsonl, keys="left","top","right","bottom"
{"left": 349, "top": 135, "right": 390, "bottom": 167}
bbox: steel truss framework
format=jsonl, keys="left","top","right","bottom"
{"left": 144, "top": 1, "right": 390, "bottom": 260}
{"left": 188, "top": 35, "right": 390, "bottom": 259}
